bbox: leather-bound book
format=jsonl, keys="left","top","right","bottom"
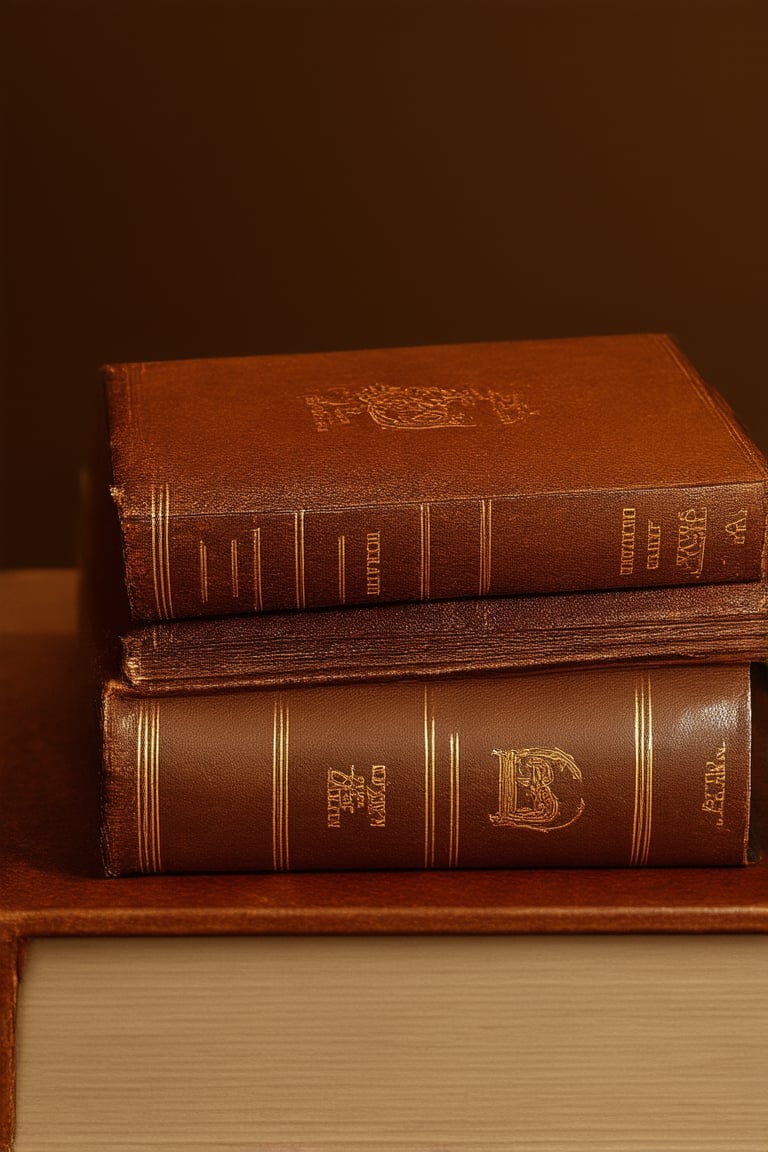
{"left": 100, "top": 662, "right": 753, "bottom": 875}
{"left": 85, "top": 430, "right": 768, "bottom": 691}
{"left": 120, "top": 580, "right": 768, "bottom": 691}
{"left": 103, "top": 334, "right": 768, "bottom": 623}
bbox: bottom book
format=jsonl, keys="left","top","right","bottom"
{"left": 13, "top": 933, "right": 768, "bottom": 1152}
{"left": 101, "top": 662, "right": 753, "bottom": 875}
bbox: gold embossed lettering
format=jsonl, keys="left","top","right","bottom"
{"left": 327, "top": 765, "right": 386, "bottom": 828}
{"left": 327, "top": 767, "right": 366, "bottom": 828}
{"left": 367, "top": 765, "right": 387, "bottom": 827}
{"left": 725, "top": 510, "right": 748, "bottom": 546}
{"left": 490, "top": 748, "right": 584, "bottom": 832}
{"left": 676, "top": 507, "right": 707, "bottom": 578}
{"left": 366, "top": 531, "right": 381, "bottom": 596}
{"left": 371, "top": 764, "right": 386, "bottom": 788}
{"left": 646, "top": 520, "right": 661, "bottom": 570}
{"left": 702, "top": 744, "right": 726, "bottom": 826}
{"left": 619, "top": 507, "right": 637, "bottom": 575}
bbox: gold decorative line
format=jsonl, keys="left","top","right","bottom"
{"left": 253, "top": 528, "right": 263, "bottom": 612}
{"left": 199, "top": 541, "right": 209, "bottom": 604}
{"left": 136, "top": 704, "right": 147, "bottom": 873}
{"left": 481, "top": 502, "right": 492, "bottom": 599}
{"left": 641, "top": 673, "right": 653, "bottom": 865}
{"left": 142, "top": 701, "right": 152, "bottom": 870}
{"left": 430, "top": 715, "right": 436, "bottom": 867}
{"left": 150, "top": 487, "right": 163, "bottom": 620}
{"left": 300, "top": 511, "right": 306, "bottom": 607}
{"left": 137, "top": 699, "right": 161, "bottom": 874}
{"left": 631, "top": 673, "right": 653, "bottom": 865}
{"left": 272, "top": 699, "right": 280, "bottom": 872}
{"left": 419, "top": 503, "right": 432, "bottom": 600}
{"left": 150, "top": 701, "right": 162, "bottom": 873}
{"left": 272, "top": 698, "right": 290, "bottom": 871}
{"left": 294, "top": 512, "right": 306, "bottom": 609}
{"left": 423, "top": 687, "right": 437, "bottom": 868}
{"left": 480, "top": 515, "right": 485, "bottom": 594}
{"left": 479, "top": 500, "right": 485, "bottom": 596}
{"left": 338, "top": 535, "right": 346, "bottom": 604}
{"left": 147, "top": 702, "right": 154, "bottom": 872}
{"left": 485, "top": 498, "right": 492, "bottom": 594}
{"left": 283, "top": 704, "right": 290, "bottom": 872}
{"left": 631, "top": 677, "right": 643, "bottom": 865}
{"left": 479, "top": 499, "right": 493, "bottom": 595}
{"left": 449, "top": 734, "right": 455, "bottom": 867}
{"left": 162, "top": 483, "right": 174, "bottom": 619}
{"left": 146, "top": 701, "right": 154, "bottom": 872}
{"left": 158, "top": 485, "right": 167, "bottom": 619}
{"left": 426, "top": 502, "right": 431, "bottom": 600}
{"left": 231, "top": 539, "right": 240, "bottom": 598}
{"left": 425, "top": 503, "right": 431, "bottom": 600}
{"left": 151, "top": 484, "right": 172, "bottom": 621}
{"left": 449, "top": 732, "right": 460, "bottom": 868}
{"left": 423, "top": 688, "right": 430, "bottom": 868}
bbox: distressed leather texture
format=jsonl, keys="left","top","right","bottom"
{"left": 121, "top": 581, "right": 768, "bottom": 691}
{"left": 104, "top": 334, "right": 768, "bottom": 622}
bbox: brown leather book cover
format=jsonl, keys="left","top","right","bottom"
{"left": 121, "top": 580, "right": 768, "bottom": 692}
{"left": 104, "top": 334, "right": 768, "bottom": 623}
{"left": 100, "top": 663, "right": 752, "bottom": 875}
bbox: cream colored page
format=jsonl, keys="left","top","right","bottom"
{"left": 14, "top": 934, "right": 768, "bottom": 1151}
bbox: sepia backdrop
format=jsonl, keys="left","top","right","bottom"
{"left": 3, "top": 0, "right": 767, "bottom": 566}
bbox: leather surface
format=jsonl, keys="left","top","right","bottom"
{"left": 122, "top": 580, "right": 768, "bottom": 691}
{"left": 104, "top": 334, "right": 768, "bottom": 621}
{"left": 101, "top": 663, "right": 753, "bottom": 875}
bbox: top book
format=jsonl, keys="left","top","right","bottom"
{"left": 104, "top": 334, "right": 768, "bottom": 623}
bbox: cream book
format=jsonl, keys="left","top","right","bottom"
{"left": 13, "top": 934, "right": 768, "bottom": 1152}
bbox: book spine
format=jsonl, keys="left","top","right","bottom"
{"left": 101, "top": 664, "right": 752, "bottom": 875}
{"left": 119, "top": 482, "right": 767, "bottom": 621}
{"left": 120, "top": 582, "right": 768, "bottom": 692}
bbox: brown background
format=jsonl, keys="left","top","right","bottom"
{"left": 2, "top": 0, "right": 767, "bottom": 568}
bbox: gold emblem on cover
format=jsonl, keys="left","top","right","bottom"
{"left": 490, "top": 747, "right": 585, "bottom": 833}
{"left": 304, "top": 384, "right": 537, "bottom": 431}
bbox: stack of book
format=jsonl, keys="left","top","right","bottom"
{"left": 91, "top": 333, "right": 768, "bottom": 877}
